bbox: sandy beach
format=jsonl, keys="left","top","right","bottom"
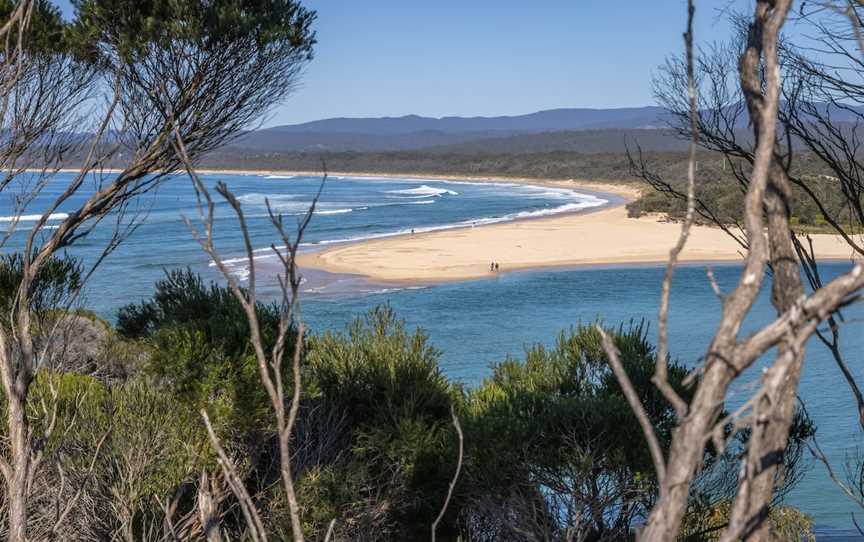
{"left": 46, "top": 167, "right": 858, "bottom": 283}
{"left": 291, "top": 175, "right": 860, "bottom": 283}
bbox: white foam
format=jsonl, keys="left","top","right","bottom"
{"left": 303, "top": 286, "right": 328, "bottom": 294}
{"left": 304, "top": 198, "right": 606, "bottom": 247}
{"left": 366, "top": 286, "right": 428, "bottom": 295}
{"left": 265, "top": 175, "right": 296, "bottom": 179}
{"left": 0, "top": 213, "right": 69, "bottom": 223}
{"left": 386, "top": 185, "right": 458, "bottom": 198}
{"left": 236, "top": 193, "right": 297, "bottom": 207}
{"left": 315, "top": 207, "right": 361, "bottom": 215}
{"left": 237, "top": 193, "right": 368, "bottom": 216}
{"left": 215, "top": 253, "right": 317, "bottom": 284}
{"left": 378, "top": 199, "right": 435, "bottom": 207}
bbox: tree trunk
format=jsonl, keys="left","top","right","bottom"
{"left": 728, "top": 164, "right": 807, "bottom": 541}
{"left": 6, "top": 388, "right": 30, "bottom": 542}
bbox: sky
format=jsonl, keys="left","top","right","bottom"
{"left": 273, "top": 0, "right": 747, "bottom": 125}
{"left": 53, "top": 1, "right": 770, "bottom": 126}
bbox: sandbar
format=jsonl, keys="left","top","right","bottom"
{"left": 293, "top": 176, "right": 859, "bottom": 283}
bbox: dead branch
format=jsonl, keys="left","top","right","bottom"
{"left": 655, "top": 0, "right": 697, "bottom": 420}
{"left": 178, "top": 124, "right": 324, "bottom": 541}
{"left": 598, "top": 326, "right": 666, "bottom": 485}
{"left": 634, "top": 2, "right": 796, "bottom": 539}
{"left": 431, "top": 404, "right": 464, "bottom": 542}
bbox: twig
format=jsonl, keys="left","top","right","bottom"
{"left": 598, "top": 325, "right": 666, "bottom": 484}
{"left": 431, "top": 404, "right": 464, "bottom": 542}
{"left": 323, "top": 519, "right": 336, "bottom": 542}
{"left": 177, "top": 127, "right": 326, "bottom": 542}
{"left": 200, "top": 410, "right": 268, "bottom": 542}
{"left": 655, "top": 0, "right": 698, "bottom": 420}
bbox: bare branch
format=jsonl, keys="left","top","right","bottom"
{"left": 201, "top": 410, "right": 268, "bottom": 542}
{"left": 597, "top": 326, "right": 666, "bottom": 485}
{"left": 178, "top": 126, "right": 326, "bottom": 541}
{"left": 655, "top": 0, "right": 697, "bottom": 420}
{"left": 431, "top": 404, "right": 464, "bottom": 542}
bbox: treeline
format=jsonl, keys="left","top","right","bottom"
{"left": 197, "top": 148, "right": 650, "bottom": 182}
{"left": 0, "top": 257, "right": 818, "bottom": 541}
{"left": 197, "top": 147, "right": 854, "bottom": 231}
{"left": 624, "top": 154, "right": 858, "bottom": 231}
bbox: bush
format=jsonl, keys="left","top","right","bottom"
{"left": 460, "top": 321, "right": 690, "bottom": 541}
{"left": 117, "top": 268, "right": 283, "bottom": 355}
{"left": 679, "top": 500, "right": 816, "bottom": 541}
{"left": 118, "top": 268, "right": 297, "bottom": 429}
{"left": 0, "top": 372, "right": 205, "bottom": 541}
{"left": 299, "top": 306, "right": 460, "bottom": 541}
{"left": 0, "top": 253, "right": 82, "bottom": 324}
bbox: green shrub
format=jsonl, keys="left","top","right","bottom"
{"left": 117, "top": 268, "right": 284, "bottom": 356}
{"left": 118, "top": 269, "right": 297, "bottom": 428}
{"left": 300, "top": 306, "right": 460, "bottom": 540}
{"left": 461, "top": 322, "right": 692, "bottom": 540}
{"left": 0, "top": 253, "right": 82, "bottom": 323}
{"left": 0, "top": 372, "right": 205, "bottom": 540}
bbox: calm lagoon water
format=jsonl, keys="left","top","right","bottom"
{"left": 304, "top": 262, "right": 864, "bottom": 539}
{"left": 3, "top": 173, "right": 863, "bottom": 536}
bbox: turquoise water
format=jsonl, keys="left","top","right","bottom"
{"left": 0, "top": 173, "right": 609, "bottom": 307}
{"left": 304, "top": 262, "right": 864, "bottom": 537}
{"left": 3, "top": 173, "right": 863, "bottom": 536}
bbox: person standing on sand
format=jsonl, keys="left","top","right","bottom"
{"left": 490, "top": 262, "right": 494, "bottom": 272}
{"left": 495, "top": 262, "right": 500, "bottom": 272}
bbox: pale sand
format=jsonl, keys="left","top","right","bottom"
{"left": 45, "top": 167, "right": 859, "bottom": 282}
{"left": 294, "top": 177, "right": 861, "bottom": 283}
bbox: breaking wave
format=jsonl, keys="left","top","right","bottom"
{"left": 386, "top": 185, "right": 458, "bottom": 198}
{"left": 0, "top": 213, "right": 69, "bottom": 223}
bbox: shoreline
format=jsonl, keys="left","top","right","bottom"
{"left": 287, "top": 175, "right": 859, "bottom": 284}
{"left": 43, "top": 167, "right": 643, "bottom": 200}
{"left": 41, "top": 168, "right": 860, "bottom": 284}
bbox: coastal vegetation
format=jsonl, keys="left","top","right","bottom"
{"left": 197, "top": 145, "right": 855, "bottom": 234}
{"left": 3, "top": 0, "right": 864, "bottom": 541}
{"left": 0, "top": 257, "right": 821, "bottom": 540}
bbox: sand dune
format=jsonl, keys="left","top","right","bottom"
{"left": 296, "top": 178, "right": 860, "bottom": 283}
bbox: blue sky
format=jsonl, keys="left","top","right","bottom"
{"left": 55, "top": 1, "right": 761, "bottom": 126}
{"left": 277, "top": 0, "right": 746, "bottom": 125}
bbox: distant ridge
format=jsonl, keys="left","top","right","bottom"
{"left": 231, "top": 106, "right": 674, "bottom": 152}
{"left": 223, "top": 102, "right": 864, "bottom": 154}
{"left": 266, "top": 107, "right": 671, "bottom": 135}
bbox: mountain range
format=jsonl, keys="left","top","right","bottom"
{"left": 217, "top": 103, "right": 864, "bottom": 155}
{"left": 229, "top": 107, "right": 679, "bottom": 153}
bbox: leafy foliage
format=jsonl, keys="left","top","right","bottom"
{"left": 0, "top": 253, "right": 82, "bottom": 321}
{"left": 0, "top": 0, "right": 68, "bottom": 53}
{"left": 300, "top": 306, "right": 459, "bottom": 540}
{"left": 117, "top": 268, "right": 279, "bottom": 351}
{"left": 117, "top": 268, "right": 295, "bottom": 428}
{"left": 461, "top": 322, "right": 691, "bottom": 541}
{"left": 70, "top": 0, "right": 316, "bottom": 60}
{"left": 0, "top": 372, "right": 205, "bottom": 540}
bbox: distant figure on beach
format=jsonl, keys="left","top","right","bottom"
{"left": 490, "top": 262, "right": 494, "bottom": 271}
{"left": 495, "top": 262, "right": 500, "bottom": 272}
{"left": 411, "top": 228, "right": 415, "bottom": 235}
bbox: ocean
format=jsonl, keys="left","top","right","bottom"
{"left": 0, "top": 172, "right": 610, "bottom": 306}
{"left": 3, "top": 172, "right": 863, "bottom": 537}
